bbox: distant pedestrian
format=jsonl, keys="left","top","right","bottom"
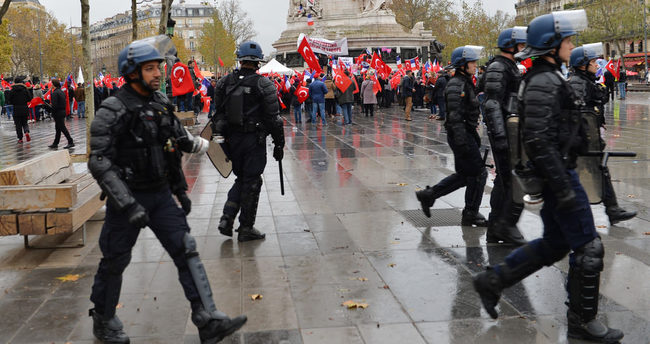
{"left": 360, "top": 73, "right": 377, "bottom": 117}
{"left": 6, "top": 77, "right": 31, "bottom": 143}
{"left": 618, "top": 69, "right": 627, "bottom": 100}
{"left": 48, "top": 79, "right": 75, "bottom": 149}
{"left": 402, "top": 70, "right": 415, "bottom": 121}
{"left": 75, "top": 83, "right": 86, "bottom": 118}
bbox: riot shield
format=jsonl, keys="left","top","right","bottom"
{"left": 506, "top": 115, "right": 525, "bottom": 205}
{"left": 576, "top": 110, "right": 603, "bottom": 204}
{"left": 200, "top": 123, "right": 233, "bottom": 178}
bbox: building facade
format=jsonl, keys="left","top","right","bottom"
{"left": 10, "top": 0, "right": 45, "bottom": 11}
{"left": 90, "top": 0, "right": 215, "bottom": 75}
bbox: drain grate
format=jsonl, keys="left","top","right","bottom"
{"left": 399, "top": 208, "right": 463, "bottom": 227}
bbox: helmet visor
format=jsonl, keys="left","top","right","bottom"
{"left": 138, "top": 35, "right": 177, "bottom": 60}
{"left": 583, "top": 42, "right": 603, "bottom": 59}
{"left": 512, "top": 26, "right": 527, "bottom": 43}
{"left": 552, "top": 10, "right": 588, "bottom": 34}
{"left": 463, "top": 45, "right": 484, "bottom": 61}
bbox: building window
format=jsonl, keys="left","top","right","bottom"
{"left": 199, "top": 9, "right": 204, "bottom": 16}
{"left": 187, "top": 19, "right": 192, "bottom": 25}
{"left": 187, "top": 9, "right": 193, "bottom": 16}
{"left": 639, "top": 41, "right": 644, "bottom": 53}
{"left": 188, "top": 30, "right": 194, "bottom": 38}
{"left": 190, "top": 41, "right": 195, "bottom": 50}
{"left": 629, "top": 41, "right": 634, "bottom": 53}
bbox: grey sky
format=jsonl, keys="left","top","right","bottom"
{"left": 39, "top": 0, "right": 518, "bottom": 54}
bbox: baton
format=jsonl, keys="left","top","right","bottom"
{"left": 279, "top": 160, "right": 285, "bottom": 196}
{"left": 482, "top": 148, "right": 494, "bottom": 169}
{"left": 583, "top": 151, "right": 637, "bottom": 168}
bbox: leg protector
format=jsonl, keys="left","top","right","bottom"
{"left": 238, "top": 177, "right": 263, "bottom": 228}
{"left": 568, "top": 237, "right": 604, "bottom": 322}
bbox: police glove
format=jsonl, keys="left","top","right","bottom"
{"left": 176, "top": 192, "right": 192, "bottom": 215}
{"left": 273, "top": 145, "right": 284, "bottom": 161}
{"left": 555, "top": 189, "right": 580, "bottom": 213}
{"left": 126, "top": 203, "right": 149, "bottom": 229}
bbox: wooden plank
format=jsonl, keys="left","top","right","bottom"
{"left": 47, "top": 183, "right": 104, "bottom": 235}
{"left": 175, "top": 111, "right": 196, "bottom": 126}
{"left": 0, "top": 214, "right": 18, "bottom": 236}
{"left": 0, "top": 150, "right": 71, "bottom": 186}
{"left": 0, "top": 185, "right": 77, "bottom": 211}
{"left": 18, "top": 213, "right": 46, "bottom": 235}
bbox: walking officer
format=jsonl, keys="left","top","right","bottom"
{"left": 416, "top": 45, "right": 489, "bottom": 227}
{"left": 211, "top": 41, "right": 285, "bottom": 241}
{"left": 482, "top": 27, "right": 528, "bottom": 245}
{"left": 568, "top": 42, "right": 637, "bottom": 225}
{"left": 87, "top": 36, "right": 246, "bottom": 344}
{"left": 473, "top": 10, "right": 624, "bottom": 343}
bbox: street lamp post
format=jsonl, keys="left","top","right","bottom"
{"left": 644, "top": 0, "right": 648, "bottom": 78}
{"left": 37, "top": 13, "right": 43, "bottom": 83}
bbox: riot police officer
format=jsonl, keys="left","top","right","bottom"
{"left": 416, "top": 45, "right": 488, "bottom": 227}
{"left": 88, "top": 36, "right": 246, "bottom": 344}
{"left": 569, "top": 43, "right": 637, "bottom": 225}
{"left": 482, "top": 27, "right": 528, "bottom": 245}
{"left": 473, "top": 11, "right": 624, "bottom": 343}
{"left": 211, "top": 41, "right": 285, "bottom": 241}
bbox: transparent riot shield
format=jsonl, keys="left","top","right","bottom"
{"left": 576, "top": 110, "right": 603, "bottom": 204}
{"left": 200, "top": 123, "right": 233, "bottom": 178}
{"left": 506, "top": 115, "right": 525, "bottom": 205}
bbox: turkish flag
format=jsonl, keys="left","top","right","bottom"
{"left": 520, "top": 58, "right": 533, "bottom": 69}
{"left": 390, "top": 74, "right": 401, "bottom": 90}
{"left": 219, "top": 56, "right": 224, "bottom": 67}
{"left": 404, "top": 59, "right": 411, "bottom": 70}
{"left": 370, "top": 74, "right": 381, "bottom": 95}
{"left": 202, "top": 96, "right": 211, "bottom": 113}
{"left": 351, "top": 73, "right": 359, "bottom": 94}
{"left": 193, "top": 62, "right": 204, "bottom": 80}
{"left": 28, "top": 97, "right": 44, "bottom": 108}
{"left": 414, "top": 57, "right": 420, "bottom": 70}
{"left": 298, "top": 37, "right": 323, "bottom": 74}
{"left": 605, "top": 59, "right": 619, "bottom": 80}
{"left": 370, "top": 52, "right": 382, "bottom": 70}
{"left": 333, "top": 70, "right": 352, "bottom": 93}
{"left": 295, "top": 86, "right": 310, "bottom": 103}
{"left": 171, "top": 62, "right": 195, "bottom": 97}
{"left": 44, "top": 89, "right": 51, "bottom": 102}
{"left": 614, "top": 59, "right": 621, "bottom": 80}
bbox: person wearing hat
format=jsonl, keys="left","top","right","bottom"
{"left": 87, "top": 36, "right": 246, "bottom": 344}
{"left": 210, "top": 40, "right": 285, "bottom": 242}
{"left": 415, "top": 45, "right": 488, "bottom": 227}
{"left": 473, "top": 10, "right": 624, "bottom": 343}
{"left": 6, "top": 76, "right": 31, "bottom": 143}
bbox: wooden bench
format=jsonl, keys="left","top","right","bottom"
{"left": 0, "top": 150, "right": 105, "bottom": 248}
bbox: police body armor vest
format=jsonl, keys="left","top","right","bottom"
{"left": 224, "top": 72, "right": 265, "bottom": 132}
{"left": 112, "top": 91, "right": 177, "bottom": 191}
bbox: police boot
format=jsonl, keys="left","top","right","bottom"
{"left": 89, "top": 308, "right": 130, "bottom": 344}
{"left": 192, "top": 304, "right": 247, "bottom": 344}
{"left": 486, "top": 220, "right": 526, "bottom": 246}
{"left": 461, "top": 209, "right": 488, "bottom": 227}
{"left": 237, "top": 179, "right": 265, "bottom": 242}
{"left": 415, "top": 186, "right": 437, "bottom": 218}
{"left": 218, "top": 214, "right": 234, "bottom": 237}
{"left": 605, "top": 206, "right": 636, "bottom": 225}
{"left": 472, "top": 267, "right": 503, "bottom": 319}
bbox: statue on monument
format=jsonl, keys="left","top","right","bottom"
{"left": 289, "top": 0, "right": 323, "bottom": 19}
{"left": 361, "top": 0, "right": 391, "bottom": 13}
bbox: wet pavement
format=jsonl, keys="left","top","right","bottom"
{"left": 0, "top": 93, "right": 649, "bottom": 344}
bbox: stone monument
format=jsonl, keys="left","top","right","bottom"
{"left": 273, "top": 0, "right": 436, "bottom": 68}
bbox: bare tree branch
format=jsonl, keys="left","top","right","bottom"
{"left": 0, "top": 0, "right": 12, "bottom": 24}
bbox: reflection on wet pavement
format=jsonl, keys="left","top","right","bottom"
{"left": 0, "top": 94, "right": 649, "bottom": 343}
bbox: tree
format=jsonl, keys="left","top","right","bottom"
{"left": 81, "top": 0, "right": 94, "bottom": 157}
{"left": 197, "top": 10, "right": 236, "bottom": 73}
{"left": 158, "top": 0, "right": 173, "bottom": 35}
{"left": 171, "top": 35, "right": 191, "bottom": 63}
{"left": 389, "top": 0, "right": 432, "bottom": 31}
{"left": 0, "top": 21, "right": 13, "bottom": 73}
{"left": 131, "top": 0, "right": 137, "bottom": 41}
{"left": 0, "top": 0, "right": 12, "bottom": 24}
{"left": 217, "top": 0, "right": 256, "bottom": 44}
{"left": 580, "top": 0, "right": 644, "bottom": 62}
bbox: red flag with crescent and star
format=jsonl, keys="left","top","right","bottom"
{"left": 171, "top": 62, "right": 195, "bottom": 97}
{"left": 298, "top": 37, "right": 323, "bottom": 75}
{"left": 295, "top": 86, "right": 310, "bottom": 104}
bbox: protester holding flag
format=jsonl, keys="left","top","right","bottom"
{"left": 47, "top": 78, "right": 74, "bottom": 149}
{"left": 334, "top": 70, "right": 357, "bottom": 125}
{"left": 7, "top": 76, "right": 31, "bottom": 143}
{"left": 308, "top": 73, "right": 328, "bottom": 125}
{"left": 604, "top": 69, "right": 615, "bottom": 101}
{"left": 402, "top": 70, "right": 415, "bottom": 121}
{"left": 360, "top": 72, "right": 377, "bottom": 117}
{"left": 32, "top": 84, "right": 44, "bottom": 121}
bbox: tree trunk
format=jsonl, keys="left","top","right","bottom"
{"left": 131, "top": 0, "right": 137, "bottom": 40}
{"left": 0, "top": 0, "right": 12, "bottom": 24}
{"left": 158, "top": 0, "right": 174, "bottom": 35}
{"left": 81, "top": 0, "right": 94, "bottom": 159}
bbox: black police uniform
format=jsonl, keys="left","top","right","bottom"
{"left": 211, "top": 67, "right": 285, "bottom": 241}
{"left": 482, "top": 55, "right": 526, "bottom": 244}
{"left": 474, "top": 59, "right": 623, "bottom": 342}
{"left": 568, "top": 69, "right": 635, "bottom": 224}
{"left": 417, "top": 68, "right": 487, "bottom": 226}
{"left": 88, "top": 83, "right": 244, "bottom": 343}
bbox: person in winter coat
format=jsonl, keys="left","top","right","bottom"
{"left": 402, "top": 71, "right": 415, "bottom": 121}
{"left": 308, "top": 74, "right": 328, "bottom": 125}
{"left": 433, "top": 70, "right": 449, "bottom": 120}
{"left": 334, "top": 70, "right": 357, "bottom": 125}
{"left": 32, "top": 84, "right": 44, "bottom": 121}
{"left": 75, "top": 83, "right": 86, "bottom": 118}
{"left": 48, "top": 78, "right": 74, "bottom": 149}
{"left": 7, "top": 77, "right": 31, "bottom": 143}
{"left": 360, "top": 73, "right": 377, "bottom": 117}
{"left": 324, "top": 76, "right": 336, "bottom": 118}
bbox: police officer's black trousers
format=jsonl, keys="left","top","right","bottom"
{"left": 429, "top": 126, "right": 486, "bottom": 212}
{"left": 222, "top": 132, "right": 267, "bottom": 227}
{"left": 90, "top": 188, "right": 200, "bottom": 318}
{"left": 488, "top": 146, "right": 523, "bottom": 226}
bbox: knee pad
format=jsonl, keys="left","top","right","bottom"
{"left": 573, "top": 237, "right": 604, "bottom": 273}
{"left": 106, "top": 252, "right": 132, "bottom": 275}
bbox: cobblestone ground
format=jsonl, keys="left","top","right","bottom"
{"left": 0, "top": 93, "right": 648, "bottom": 343}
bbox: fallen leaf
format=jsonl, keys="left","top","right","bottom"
{"left": 388, "top": 263, "right": 396, "bottom": 268}
{"left": 342, "top": 300, "right": 369, "bottom": 309}
{"left": 116, "top": 303, "right": 123, "bottom": 309}
{"left": 382, "top": 285, "right": 390, "bottom": 289}
{"left": 390, "top": 241, "right": 400, "bottom": 245}
{"left": 627, "top": 194, "right": 636, "bottom": 198}
{"left": 348, "top": 277, "right": 368, "bottom": 282}
{"left": 644, "top": 232, "right": 650, "bottom": 235}
{"left": 249, "top": 294, "right": 263, "bottom": 300}
{"left": 596, "top": 225, "right": 607, "bottom": 228}
{"left": 395, "top": 183, "right": 408, "bottom": 186}
{"left": 56, "top": 274, "right": 81, "bottom": 282}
